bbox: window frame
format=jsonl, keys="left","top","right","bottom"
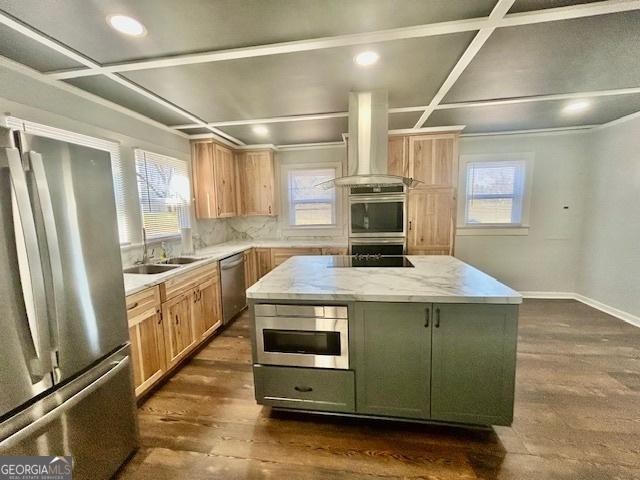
{"left": 457, "top": 153, "right": 534, "bottom": 236}
{"left": 280, "top": 161, "right": 345, "bottom": 237}
{"left": 134, "top": 148, "right": 192, "bottom": 242}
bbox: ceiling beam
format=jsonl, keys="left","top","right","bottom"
{"left": 0, "top": 12, "right": 244, "bottom": 146}
{"left": 413, "top": 0, "right": 516, "bottom": 128}
{"left": 47, "top": 0, "right": 640, "bottom": 80}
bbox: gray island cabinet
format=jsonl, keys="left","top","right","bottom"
{"left": 247, "top": 255, "right": 522, "bottom": 427}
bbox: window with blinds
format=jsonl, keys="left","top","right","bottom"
{"left": 464, "top": 160, "right": 526, "bottom": 225}
{"left": 134, "top": 149, "right": 191, "bottom": 240}
{"left": 3, "top": 116, "right": 130, "bottom": 244}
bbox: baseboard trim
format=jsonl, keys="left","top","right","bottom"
{"left": 519, "top": 291, "right": 640, "bottom": 328}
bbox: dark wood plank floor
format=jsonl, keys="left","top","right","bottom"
{"left": 117, "top": 299, "right": 640, "bottom": 479}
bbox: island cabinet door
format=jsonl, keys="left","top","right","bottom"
{"left": 354, "top": 303, "right": 432, "bottom": 419}
{"left": 430, "top": 304, "right": 518, "bottom": 426}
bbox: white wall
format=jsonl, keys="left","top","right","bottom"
{"left": 578, "top": 117, "right": 640, "bottom": 317}
{"left": 455, "top": 132, "right": 590, "bottom": 293}
{"left": 0, "top": 61, "right": 230, "bottom": 262}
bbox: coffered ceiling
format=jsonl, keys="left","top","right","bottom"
{"left": 0, "top": 0, "right": 639, "bottom": 146}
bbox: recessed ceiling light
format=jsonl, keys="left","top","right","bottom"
{"left": 563, "top": 100, "right": 591, "bottom": 114}
{"left": 107, "top": 15, "right": 146, "bottom": 37}
{"left": 354, "top": 51, "right": 379, "bottom": 67}
{"left": 252, "top": 125, "right": 269, "bottom": 136}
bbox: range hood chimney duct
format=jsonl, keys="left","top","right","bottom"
{"left": 318, "top": 90, "right": 421, "bottom": 190}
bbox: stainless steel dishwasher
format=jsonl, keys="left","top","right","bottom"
{"left": 220, "top": 252, "right": 247, "bottom": 324}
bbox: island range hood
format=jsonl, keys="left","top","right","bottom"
{"left": 318, "top": 90, "right": 421, "bottom": 190}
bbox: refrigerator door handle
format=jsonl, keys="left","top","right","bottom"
{"left": 6, "top": 147, "right": 53, "bottom": 380}
{"left": 0, "top": 357, "right": 130, "bottom": 451}
{"left": 29, "top": 151, "right": 64, "bottom": 356}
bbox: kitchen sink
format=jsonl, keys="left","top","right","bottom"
{"left": 161, "top": 257, "right": 200, "bottom": 265}
{"left": 123, "top": 264, "right": 180, "bottom": 275}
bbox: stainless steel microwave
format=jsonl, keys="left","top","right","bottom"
{"left": 254, "top": 304, "right": 349, "bottom": 369}
{"left": 349, "top": 193, "right": 406, "bottom": 238}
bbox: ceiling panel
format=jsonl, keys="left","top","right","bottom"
{"left": 124, "top": 32, "right": 475, "bottom": 122}
{"left": 64, "top": 75, "right": 193, "bottom": 126}
{"left": 389, "top": 111, "right": 423, "bottom": 130}
{"left": 0, "top": 24, "right": 82, "bottom": 72}
{"left": 180, "top": 127, "right": 213, "bottom": 135}
{"left": 0, "top": 0, "right": 495, "bottom": 65}
{"left": 425, "top": 94, "right": 640, "bottom": 133}
{"left": 444, "top": 12, "right": 640, "bottom": 103}
{"left": 509, "top": 0, "right": 601, "bottom": 14}
{"left": 219, "top": 117, "right": 348, "bottom": 145}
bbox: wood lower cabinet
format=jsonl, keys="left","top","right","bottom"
{"left": 255, "top": 248, "right": 272, "bottom": 279}
{"left": 430, "top": 304, "right": 518, "bottom": 426}
{"left": 127, "top": 263, "right": 223, "bottom": 398}
{"left": 321, "top": 247, "right": 349, "bottom": 255}
{"left": 192, "top": 276, "right": 223, "bottom": 339}
{"left": 126, "top": 286, "right": 166, "bottom": 398}
{"left": 407, "top": 188, "right": 456, "bottom": 255}
{"left": 354, "top": 303, "right": 432, "bottom": 419}
{"left": 244, "top": 248, "right": 258, "bottom": 288}
{"left": 161, "top": 291, "right": 195, "bottom": 369}
{"left": 237, "top": 150, "right": 277, "bottom": 216}
{"left": 270, "top": 247, "right": 322, "bottom": 268}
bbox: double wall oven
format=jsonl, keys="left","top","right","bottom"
{"left": 348, "top": 185, "right": 406, "bottom": 255}
{"left": 255, "top": 305, "right": 349, "bottom": 369}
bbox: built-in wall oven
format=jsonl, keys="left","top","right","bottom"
{"left": 348, "top": 185, "right": 406, "bottom": 255}
{"left": 255, "top": 305, "right": 349, "bottom": 369}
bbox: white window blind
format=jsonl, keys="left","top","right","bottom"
{"left": 464, "top": 160, "right": 526, "bottom": 225}
{"left": 287, "top": 168, "right": 336, "bottom": 226}
{"left": 4, "top": 116, "right": 130, "bottom": 244}
{"left": 134, "top": 149, "right": 191, "bottom": 240}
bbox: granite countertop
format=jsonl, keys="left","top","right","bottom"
{"left": 123, "top": 238, "right": 348, "bottom": 296}
{"left": 246, "top": 255, "right": 522, "bottom": 304}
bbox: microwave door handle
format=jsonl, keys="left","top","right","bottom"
{"left": 6, "top": 148, "right": 53, "bottom": 380}
{"left": 30, "top": 151, "right": 64, "bottom": 354}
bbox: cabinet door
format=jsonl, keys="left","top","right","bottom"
{"left": 213, "top": 144, "right": 237, "bottom": 217}
{"left": 321, "top": 247, "right": 349, "bottom": 255}
{"left": 431, "top": 304, "right": 518, "bottom": 426}
{"left": 244, "top": 248, "right": 258, "bottom": 288}
{"left": 409, "top": 135, "right": 457, "bottom": 187}
{"left": 194, "top": 277, "right": 222, "bottom": 339}
{"left": 354, "top": 303, "right": 432, "bottom": 419}
{"left": 388, "top": 136, "right": 408, "bottom": 177}
{"left": 192, "top": 142, "right": 216, "bottom": 219}
{"left": 270, "top": 248, "right": 323, "bottom": 268}
{"left": 161, "top": 292, "right": 195, "bottom": 369}
{"left": 238, "top": 151, "right": 276, "bottom": 216}
{"left": 255, "top": 248, "right": 272, "bottom": 279}
{"left": 128, "top": 306, "right": 166, "bottom": 397}
{"left": 407, "top": 188, "right": 455, "bottom": 255}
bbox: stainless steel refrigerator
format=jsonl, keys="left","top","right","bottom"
{"left": 0, "top": 126, "right": 138, "bottom": 478}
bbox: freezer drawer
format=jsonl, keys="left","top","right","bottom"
{"left": 0, "top": 346, "right": 138, "bottom": 480}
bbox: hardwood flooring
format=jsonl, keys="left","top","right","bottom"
{"left": 117, "top": 299, "right": 640, "bottom": 479}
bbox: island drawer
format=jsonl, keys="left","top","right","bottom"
{"left": 253, "top": 365, "right": 355, "bottom": 413}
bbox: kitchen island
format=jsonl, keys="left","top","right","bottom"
{"left": 247, "top": 255, "right": 522, "bottom": 427}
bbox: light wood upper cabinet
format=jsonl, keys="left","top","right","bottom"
{"left": 408, "top": 134, "right": 458, "bottom": 188}
{"left": 237, "top": 150, "right": 277, "bottom": 216}
{"left": 126, "top": 286, "right": 166, "bottom": 398}
{"left": 407, "top": 188, "right": 456, "bottom": 255}
{"left": 192, "top": 142, "right": 216, "bottom": 218}
{"left": 213, "top": 144, "right": 237, "bottom": 217}
{"left": 388, "top": 136, "right": 408, "bottom": 177}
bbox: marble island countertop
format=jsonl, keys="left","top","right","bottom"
{"left": 246, "top": 255, "right": 522, "bottom": 304}
{"left": 123, "top": 238, "right": 348, "bottom": 296}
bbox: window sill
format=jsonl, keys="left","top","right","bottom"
{"left": 456, "top": 226, "right": 530, "bottom": 236}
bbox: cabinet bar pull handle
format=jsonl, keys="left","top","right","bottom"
{"left": 409, "top": 220, "right": 412, "bottom": 230}
{"left": 424, "top": 308, "right": 430, "bottom": 328}
{"left": 175, "top": 314, "right": 179, "bottom": 325}
{"left": 127, "top": 302, "right": 139, "bottom": 310}
{"left": 294, "top": 386, "right": 313, "bottom": 393}
{"left": 435, "top": 308, "right": 441, "bottom": 328}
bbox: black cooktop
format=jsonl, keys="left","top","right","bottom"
{"left": 330, "top": 255, "right": 414, "bottom": 268}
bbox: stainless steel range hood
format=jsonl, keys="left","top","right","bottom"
{"left": 318, "top": 90, "right": 421, "bottom": 190}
